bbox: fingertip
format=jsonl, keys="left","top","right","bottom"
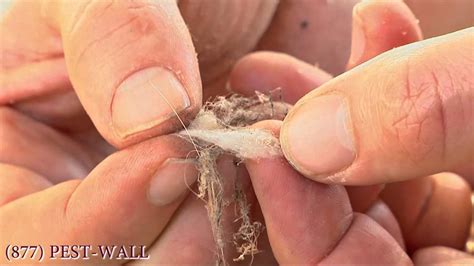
{"left": 432, "top": 172, "right": 471, "bottom": 193}
{"left": 366, "top": 200, "right": 405, "bottom": 250}
{"left": 56, "top": 0, "right": 202, "bottom": 148}
{"left": 229, "top": 51, "right": 332, "bottom": 104}
{"left": 245, "top": 152, "right": 352, "bottom": 263}
{"left": 250, "top": 119, "right": 283, "bottom": 137}
{"left": 280, "top": 94, "right": 356, "bottom": 183}
{"left": 282, "top": 28, "right": 473, "bottom": 186}
{"left": 110, "top": 67, "right": 198, "bottom": 143}
{"left": 347, "top": 0, "right": 422, "bottom": 69}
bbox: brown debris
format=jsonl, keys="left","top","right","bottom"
{"left": 177, "top": 93, "right": 288, "bottom": 265}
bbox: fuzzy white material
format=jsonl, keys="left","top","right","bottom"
{"left": 180, "top": 110, "right": 281, "bottom": 159}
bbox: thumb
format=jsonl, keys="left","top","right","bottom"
{"left": 0, "top": 135, "right": 198, "bottom": 264}
{"left": 280, "top": 28, "right": 474, "bottom": 185}
{"left": 46, "top": 0, "right": 201, "bottom": 147}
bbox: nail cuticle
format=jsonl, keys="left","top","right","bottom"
{"left": 114, "top": 104, "right": 191, "bottom": 139}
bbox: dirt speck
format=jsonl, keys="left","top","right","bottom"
{"left": 300, "top": 20, "right": 308, "bottom": 29}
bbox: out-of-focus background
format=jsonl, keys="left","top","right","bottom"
{"left": 0, "top": 0, "right": 10, "bottom": 15}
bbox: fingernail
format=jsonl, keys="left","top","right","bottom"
{"left": 148, "top": 158, "right": 198, "bottom": 206}
{"left": 112, "top": 67, "right": 191, "bottom": 138}
{"left": 347, "top": 5, "right": 366, "bottom": 68}
{"left": 281, "top": 95, "right": 355, "bottom": 179}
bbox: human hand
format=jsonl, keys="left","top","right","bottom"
{"left": 0, "top": 0, "right": 355, "bottom": 263}
{"left": 0, "top": 0, "right": 349, "bottom": 263}
{"left": 278, "top": 8, "right": 473, "bottom": 266}
{"left": 245, "top": 122, "right": 472, "bottom": 264}
{"left": 0, "top": 1, "right": 277, "bottom": 264}
{"left": 0, "top": 3, "right": 205, "bottom": 262}
{"left": 228, "top": 0, "right": 473, "bottom": 263}
{"left": 279, "top": 28, "right": 473, "bottom": 186}
{"left": 1, "top": 0, "right": 472, "bottom": 264}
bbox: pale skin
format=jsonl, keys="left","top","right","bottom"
{"left": 0, "top": 0, "right": 473, "bottom": 264}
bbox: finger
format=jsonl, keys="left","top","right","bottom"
{"left": 280, "top": 28, "right": 474, "bottom": 185}
{"left": 256, "top": 0, "right": 357, "bottom": 75}
{"left": 346, "top": 184, "right": 384, "bottom": 212}
{"left": 412, "top": 246, "right": 474, "bottom": 265}
{"left": 381, "top": 172, "right": 472, "bottom": 252}
{"left": 246, "top": 154, "right": 410, "bottom": 264}
{"left": 0, "top": 107, "right": 97, "bottom": 183}
{"left": 246, "top": 150, "right": 352, "bottom": 263}
{"left": 0, "top": 58, "right": 71, "bottom": 103}
{"left": 455, "top": 162, "right": 474, "bottom": 187}
{"left": 178, "top": 0, "right": 279, "bottom": 99}
{"left": 228, "top": 51, "right": 379, "bottom": 212}
{"left": 0, "top": 164, "right": 52, "bottom": 206}
{"left": 366, "top": 200, "right": 405, "bottom": 250}
{"left": 139, "top": 157, "right": 277, "bottom": 265}
{"left": 340, "top": 0, "right": 422, "bottom": 197}
{"left": 229, "top": 51, "right": 332, "bottom": 104}
{"left": 346, "top": 0, "right": 422, "bottom": 69}
{"left": 0, "top": 2, "right": 93, "bottom": 132}
{"left": 12, "top": 89, "right": 93, "bottom": 132}
{"left": 135, "top": 187, "right": 216, "bottom": 265}
{"left": 55, "top": 0, "right": 202, "bottom": 147}
{"left": 320, "top": 213, "right": 410, "bottom": 265}
{"left": 0, "top": 1, "right": 69, "bottom": 102}
{"left": 246, "top": 120, "right": 409, "bottom": 264}
{"left": 339, "top": 0, "right": 421, "bottom": 201}
{"left": 0, "top": 135, "right": 198, "bottom": 264}
{"left": 2, "top": 0, "right": 202, "bottom": 148}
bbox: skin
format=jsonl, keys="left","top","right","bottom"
{"left": 0, "top": 0, "right": 473, "bottom": 264}
{"left": 230, "top": 0, "right": 473, "bottom": 262}
{"left": 381, "top": 173, "right": 472, "bottom": 253}
{"left": 280, "top": 28, "right": 474, "bottom": 186}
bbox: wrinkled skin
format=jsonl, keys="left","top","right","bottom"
{"left": 1, "top": 0, "right": 473, "bottom": 265}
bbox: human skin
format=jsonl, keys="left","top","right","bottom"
{"left": 229, "top": 0, "right": 473, "bottom": 262}
{"left": 0, "top": 0, "right": 473, "bottom": 264}
{"left": 277, "top": 10, "right": 474, "bottom": 266}
{"left": 279, "top": 28, "right": 474, "bottom": 186}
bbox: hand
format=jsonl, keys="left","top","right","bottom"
{"left": 228, "top": 0, "right": 473, "bottom": 263}
{"left": 0, "top": 0, "right": 357, "bottom": 148}
{"left": 0, "top": 0, "right": 354, "bottom": 264}
{"left": 1, "top": 0, "right": 471, "bottom": 265}
{"left": 278, "top": 9, "right": 473, "bottom": 266}
{"left": 245, "top": 127, "right": 473, "bottom": 264}
{"left": 0, "top": 0, "right": 357, "bottom": 264}
{"left": 279, "top": 27, "right": 473, "bottom": 186}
